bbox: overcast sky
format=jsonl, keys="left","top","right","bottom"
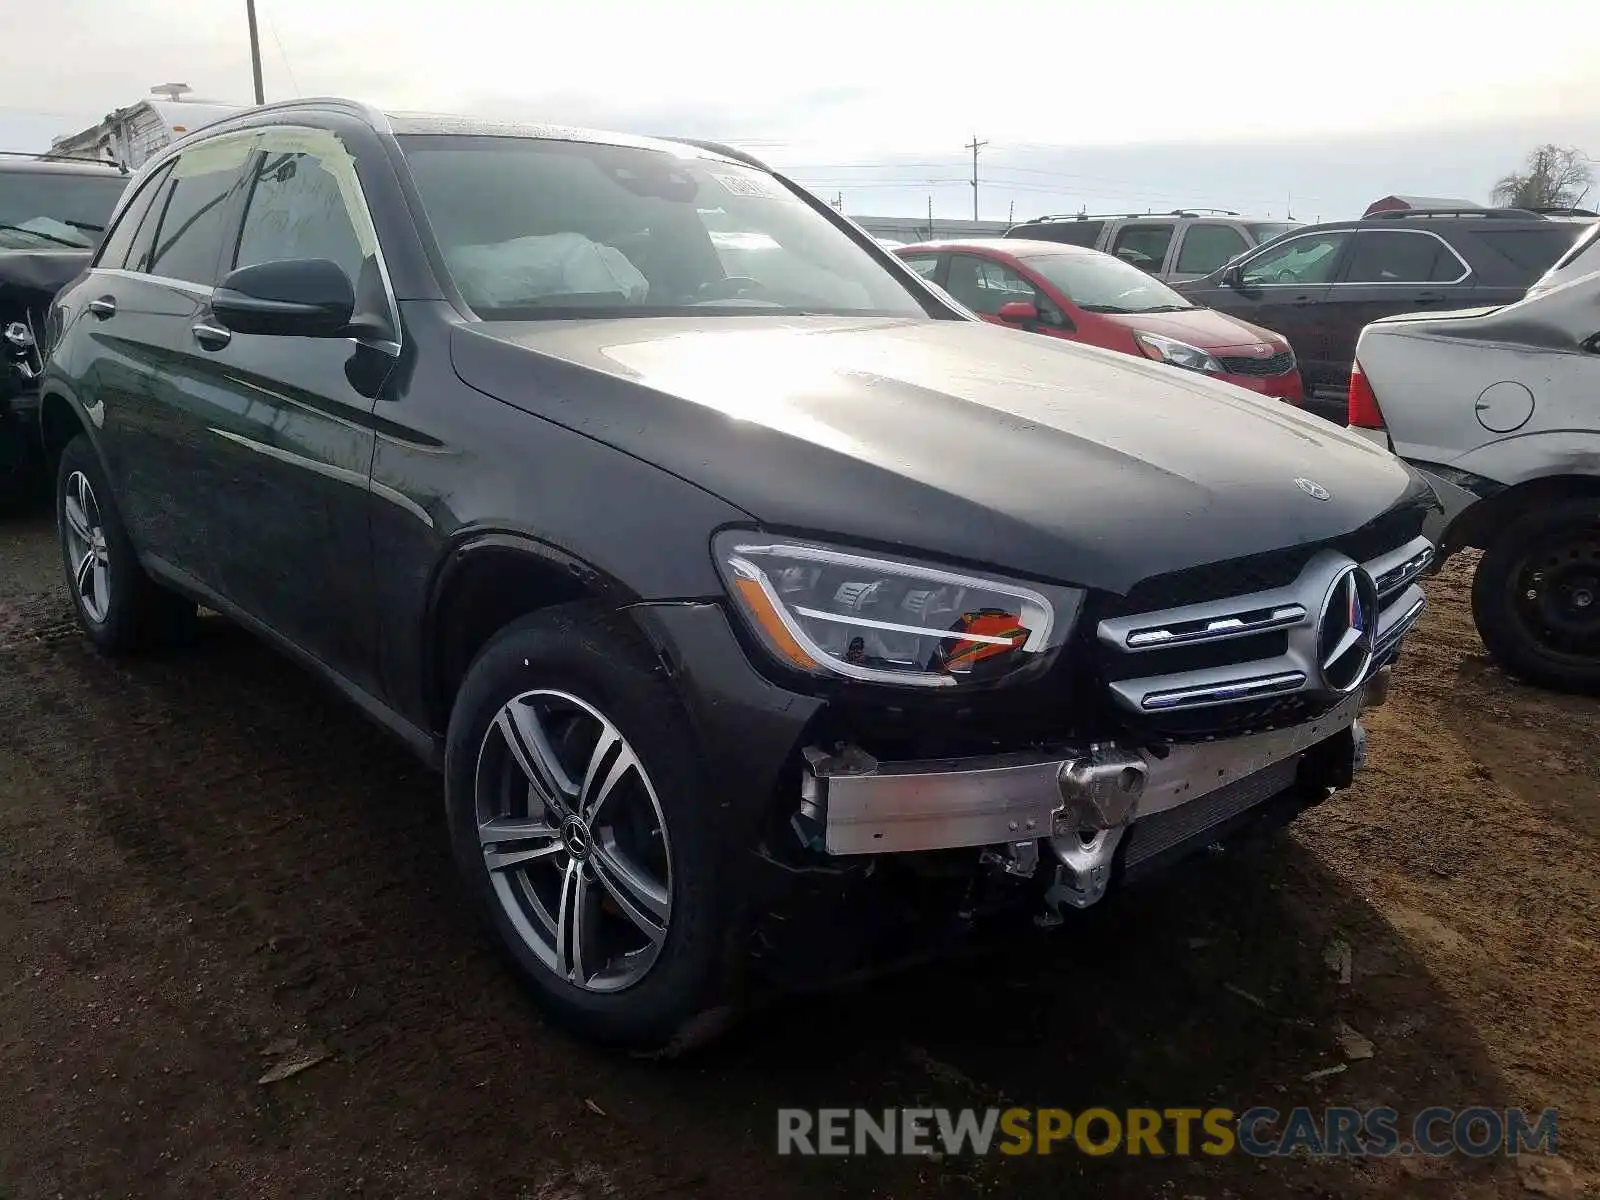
{"left": 2, "top": 0, "right": 1596, "bottom": 220}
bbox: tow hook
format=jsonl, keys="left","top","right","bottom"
{"left": 1034, "top": 744, "right": 1149, "bottom": 925}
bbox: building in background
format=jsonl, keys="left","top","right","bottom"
{"left": 1363, "top": 194, "right": 1481, "bottom": 216}
{"left": 848, "top": 215, "right": 1011, "bottom": 243}
{"left": 50, "top": 86, "right": 244, "bottom": 171}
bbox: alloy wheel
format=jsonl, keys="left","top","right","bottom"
{"left": 474, "top": 689, "right": 673, "bottom": 993}
{"left": 62, "top": 470, "right": 111, "bottom": 624}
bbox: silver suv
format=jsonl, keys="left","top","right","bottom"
{"left": 1004, "top": 210, "right": 1299, "bottom": 282}
{"left": 1350, "top": 221, "right": 1600, "bottom": 692}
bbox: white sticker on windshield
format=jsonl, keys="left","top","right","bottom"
{"left": 712, "top": 172, "right": 786, "bottom": 200}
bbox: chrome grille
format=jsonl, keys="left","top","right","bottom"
{"left": 1097, "top": 535, "right": 1431, "bottom": 736}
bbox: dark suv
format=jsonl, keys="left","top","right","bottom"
{"left": 1, "top": 157, "right": 128, "bottom": 502}
{"left": 38, "top": 99, "right": 1437, "bottom": 1051}
{"left": 1175, "top": 208, "right": 1588, "bottom": 409}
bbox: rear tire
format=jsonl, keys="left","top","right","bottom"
{"left": 444, "top": 604, "right": 740, "bottom": 1053}
{"left": 1471, "top": 497, "right": 1600, "bottom": 694}
{"left": 56, "top": 434, "right": 196, "bottom": 654}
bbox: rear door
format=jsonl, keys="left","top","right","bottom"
{"left": 1108, "top": 220, "right": 1177, "bottom": 277}
{"left": 90, "top": 136, "right": 257, "bottom": 580}
{"left": 1169, "top": 221, "right": 1251, "bottom": 283}
{"left": 1321, "top": 229, "right": 1471, "bottom": 379}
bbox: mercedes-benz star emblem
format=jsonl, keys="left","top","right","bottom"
{"left": 1317, "top": 565, "right": 1379, "bottom": 694}
{"left": 1295, "top": 477, "right": 1331, "bottom": 501}
{"left": 560, "top": 816, "right": 592, "bottom": 861}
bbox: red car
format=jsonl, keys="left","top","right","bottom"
{"left": 896, "top": 239, "right": 1305, "bottom": 403}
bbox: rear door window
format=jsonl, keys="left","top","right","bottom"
{"left": 898, "top": 253, "right": 943, "bottom": 281}
{"left": 92, "top": 162, "right": 172, "bottom": 270}
{"left": 1175, "top": 223, "right": 1249, "bottom": 275}
{"left": 1110, "top": 222, "right": 1175, "bottom": 273}
{"left": 1341, "top": 231, "right": 1466, "bottom": 284}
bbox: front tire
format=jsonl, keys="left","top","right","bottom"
{"left": 444, "top": 605, "right": 739, "bottom": 1052}
{"left": 56, "top": 434, "right": 196, "bottom": 654}
{"left": 1471, "top": 497, "right": 1600, "bottom": 694}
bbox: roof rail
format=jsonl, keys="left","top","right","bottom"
{"left": 1368, "top": 207, "right": 1544, "bottom": 221}
{"left": 1019, "top": 207, "right": 1242, "bottom": 223}
{"left": 1527, "top": 205, "right": 1599, "bottom": 217}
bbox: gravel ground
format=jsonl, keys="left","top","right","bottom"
{"left": 1, "top": 499, "right": 1596, "bottom": 1199}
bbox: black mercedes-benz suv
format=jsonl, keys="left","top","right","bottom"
{"left": 38, "top": 99, "right": 1437, "bottom": 1051}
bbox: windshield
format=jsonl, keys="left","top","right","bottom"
{"left": 0, "top": 169, "right": 127, "bottom": 250}
{"left": 399, "top": 135, "right": 928, "bottom": 319}
{"left": 1020, "top": 250, "right": 1196, "bottom": 313}
{"left": 1246, "top": 222, "right": 1299, "bottom": 247}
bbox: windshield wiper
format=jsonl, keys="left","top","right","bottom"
{"left": 0, "top": 222, "right": 84, "bottom": 248}
{"left": 1136, "top": 304, "right": 1197, "bottom": 312}
{"left": 1079, "top": 304, "right": 1132, "bottom": 314}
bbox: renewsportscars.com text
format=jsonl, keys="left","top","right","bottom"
{"left": 776, "top": 1106, "right": 1559, "bottom": 1158}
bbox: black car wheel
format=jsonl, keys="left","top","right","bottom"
{"left": 56, "top": 434, "right": 196, "bottom": 654}
{"left": 1472, "top": 497, "right": 1600, "bottom": 694}
{"left": 444, "top": 604, "right": 738, "bottom": 1053}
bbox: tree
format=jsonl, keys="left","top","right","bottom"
{"left": 1491, "top": 144, "right": 1593, "bottom": 210}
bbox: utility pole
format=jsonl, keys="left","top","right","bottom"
{"left": 927, "top": 194, "right": 934, "bottom": 241}
{"left": 1008, "top": 199, "right": 1014, "bottom": 224}
{"left": 245, "top": 0, "right": 265, "bottom": 104}
{"left": 965, "top": 134, "right": 987, "bottom": 222}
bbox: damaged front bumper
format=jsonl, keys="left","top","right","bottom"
{"left": 797, "top": 670, "right": 1387, "bottom": 912}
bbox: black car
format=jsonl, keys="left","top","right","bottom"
{"left": 38, "top": 99, "right": 1437, "bottom": 1051}
{"left": 0, "top": 157, "right": 128, "bottom": 503}
{"left": 1175, "top": 208, "right": 1587, "bottom": 415}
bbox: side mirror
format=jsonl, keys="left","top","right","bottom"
{"left": 1221, "top": 263, "right": 1245, "bottom": 288}
{"left": 996, "top": 299, "right": 1039, "bottom": 326}
{"left": 212, "top": 258, "right": 355, "bottom": 338}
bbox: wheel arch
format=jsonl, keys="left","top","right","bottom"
{"left": 1443, "top": 473, "right": 1600, "bottom": 557}
{"left": 421, "top": 531, "right": 645, "bottom": 735}
{"left": 36, "top": 387, "right": 98, "bottom": 470}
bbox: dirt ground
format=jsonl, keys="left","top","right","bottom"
{"left": 2, "top": 500, "right": 1597, "bottom": 1199}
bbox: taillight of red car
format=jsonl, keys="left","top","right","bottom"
{"left": 1347, "top": 360, "right": 1385, "bottom": 429}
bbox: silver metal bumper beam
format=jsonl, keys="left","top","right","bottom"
{"left": 801, "top": 688, "right": 1370, "bottom": 857}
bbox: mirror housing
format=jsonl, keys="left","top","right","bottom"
{"left": 212, "top": 258, "right": 356, "bottom": 338}
{"left": 996, "top": 299, "right": 1039, "bottom": 325}
{"left": 1221, "top": 263, "right": 1244, "bottom": 288}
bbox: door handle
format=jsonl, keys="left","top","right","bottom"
{"left": 191, "top": 321, "right": 232, "bottom": 350}
{"left": 1414, "top": 292, "right": 1446, "bottom": 305}
{"left": 87, "top": 297, "right": 116, "bottom": 319}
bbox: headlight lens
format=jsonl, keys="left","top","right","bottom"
{"left": 714, "top": 533, "right": 1082, "bottom": 688}
{"left": 1134, "top": 331, "right": 1224, "bottom": 374}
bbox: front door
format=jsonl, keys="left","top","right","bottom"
{"left": 177, "top": 128, "right": 400, "bottom": 692}
{"left": 1199, "top": 230, "right": 1353, "bottom": 387}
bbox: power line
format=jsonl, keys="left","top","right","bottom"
{"left": 965, "top": 134, "right": 987, "bottom": 221}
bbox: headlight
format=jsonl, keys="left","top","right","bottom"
{"left": 714, "top": 533, "right": 1083, "bottom": 688}
{"left": 1134, "top": 331, "right": 1224, "bottom": 374}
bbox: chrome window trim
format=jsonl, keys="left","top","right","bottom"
{"left": 1336, "top": 228, "right": 1471, "bottom": 286}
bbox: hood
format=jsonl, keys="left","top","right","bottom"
{"left": 0, "top": 249, "right": 91, "bottom": 319}
{"left": 1092, "top": 306, "right": 1286, "bottom": 351}
{"left": 450, "top": 315, "right": 1427, "bottom": 594}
